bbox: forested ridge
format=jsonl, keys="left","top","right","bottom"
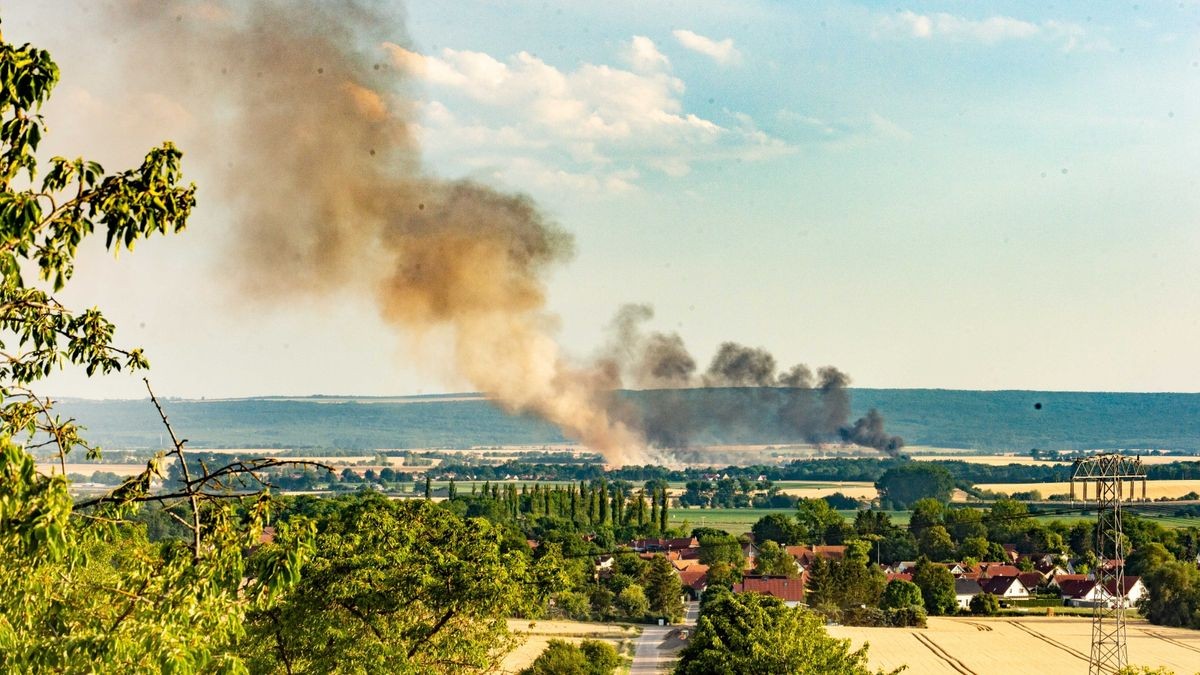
{"left": 54, "top": 389, "right": 1200, "bottom": 451}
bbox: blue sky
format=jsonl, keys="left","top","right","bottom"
{"left": 11, "top": 1, "right": 1200, "bottom": 397}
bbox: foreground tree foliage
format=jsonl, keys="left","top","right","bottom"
{"left": 674, "top": 588, "right": 898, "bottom": 675}
{"left": 0, "top": 23, "right": 315, "bottom": 673}
{"left": 241, "top": 495, "right": 555, "bottom": 673}
{"left": 0, "top": 23, "right": 549, "bottom": 674}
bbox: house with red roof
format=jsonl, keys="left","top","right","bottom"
{"left": 678, "top": 565, "right": 710, "bottom": 601}
{"left": 732, "top": 575, "right": 807, "bottom": 607}
{"left": 786, "top": 545, "right": 847, "bottom": 573}
{"left": 1060, "top": 576, "right": 1146, "bottom": 608}
{"left": 978, "top": 575, "right": 1031, "bottom": 600}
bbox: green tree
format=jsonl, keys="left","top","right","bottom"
{"left": 875, "top": 464, "right": 954, "bottom": 508}
{"left": 754, "top": 540, "right": 799, "bottom": 577}
{"left": 706, "top": 561, "right": 741, "bottom": 589}
{"left": 698, "top": 533, "right": 745, "bottom": 568}
{"left": 986, "top": 499, "right": 1033, "bottom": 543}
{"left": 912, "top": 557, "right": 958, "bottom": 616}
{"left": 753, "top": 512, "right": 799, "bottom": 545}
{"left": 909, "top": 498, "right": 945, "bottom": 531}
{"left": 1126, "top": 542, "right": 1174, "bottom": 577}
{"left": 804, "top": 556, "right": 835, "bottom": 610}
{"left": 879, "top": 579, "right": 924, "bottom": 611}
{"left": 674, "top": 589, "right": 886, "bottom": 675}
{"left": 795, "top": 498, "right": 847, "bottom": 544}
{"left": 659, "top": 487, "right": 669, "bottom": 532}
{"left": 616, "top": 584, "right": 650, "bottom": 619}
{"left": 944, "top": 508, "right": 987, "bottom": 541}
{"left": 968, "top": 593, "right": 1000, "bottom": 616}
{"left": 957, "top": 536, "right": 989, "bottom": 561}
{"left": 645, "top": 555, "right": 685, "bottom": 622}
{"left": 918, "top": 525, "right": 957, "bottom": 562}
{"left": 1139, "top": 561, "right": 1200, "bottom": 629}
{"left": 241, "top": 496, "right": 554, "bottom": 673}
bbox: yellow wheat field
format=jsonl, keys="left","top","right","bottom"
{"left": 776, "top": 483, "right": 879, "bottom": 500}
{"left": 828, "top": 616, "right": 1200, "bottom": 675}
{"left": 976, "top": 479, "right": 1200, "bottom": 500}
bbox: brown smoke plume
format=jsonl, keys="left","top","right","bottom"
{"left": 101, "top": 1, "right": 900, "bottom": 463}
{"left": 106, "top": 0, "right": 649, "bottom": 463}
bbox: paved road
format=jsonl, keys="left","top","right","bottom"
{"left": 630, "top": 602, "right": 700, "bottom": 674}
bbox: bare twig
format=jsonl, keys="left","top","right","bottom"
{"left": 143, "top": 377, "right": 202, "bottom": 561}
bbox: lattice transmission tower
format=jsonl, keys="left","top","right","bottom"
{"left": 1070, "top": 454, "right": 1146, "bottom": 675}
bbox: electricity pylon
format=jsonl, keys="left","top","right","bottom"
{"left": 1071, "top": 453, "right": 1146, "bottom": 675}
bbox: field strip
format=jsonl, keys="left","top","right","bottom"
{"left": 1006, "top": 621, "right": 1090, "bottom": 662}
{"left": 963, "top": 621, "right": 993, "bottom": 632}
{"left": 911, "top": 633, "right": 977, "bottom": 675}
{"left": 1138, "top": 628, "right": 1200, "bottom": 655}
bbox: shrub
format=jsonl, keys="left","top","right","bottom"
{"left": 520, "top": 639, "right": 620, "bottom": 675}
{"left": 969, "top": 593, "right": 1000, "bottom": 616}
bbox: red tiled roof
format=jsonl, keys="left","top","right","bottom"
{"left": 1051, "top": 574, "right": 1088, "bottom": 587}
{"left": 1101, "top": 576, "right": 1142, "bottom": 597}
{"left": 980, "top": 564, "right": 1021, "bottom": 578}
{"left": 733, "top": 575, "right": 806, "bottom": 603}
{"left": 1018, "top": 572, "right": 1044, "bottom": 589}
{"left": 979, "top": 576, "right": 1026, "bottom": 595}
{"left": 786, "top": 545, "right": 847, "bottom": 565}
{"left": 886, "top": 573, "right": 913, "bottom": 583}
{"left": 1058, "top": 578, "right": 1097, "bottom": 599}
{"left": 678, "top": 565, "right": 710, "bottom": 591}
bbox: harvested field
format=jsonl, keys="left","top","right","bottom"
{"left": 775, "top": 482, "right": 877, "bottom": 499}
{"left": 916, "top": 453, "right": 1200, "bottom": 467}
{"left": 914, "top": 454, "right": 1069, "bottom": 466}
{"left": 828, "top": 616, "right": 1200, "bottom": 674}
{"left": 976, "top": 479, "right": 1200, "bottom": 500}
{"left": 496, "top": 619, "right": 639, "bottom": 674}
{"left": 38, "top": 462, "right": 156, "bottom": 477}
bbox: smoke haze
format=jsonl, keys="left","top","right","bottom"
{"left": 102, "top": 0, "right": 901, "bottom": 463}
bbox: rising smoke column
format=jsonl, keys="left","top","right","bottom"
{"left": 107, "top": 0, "right": 649, "bottom": 464}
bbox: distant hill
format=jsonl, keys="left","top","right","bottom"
{"left": 51, "top": 389, "right": 1200, "bottom": 452}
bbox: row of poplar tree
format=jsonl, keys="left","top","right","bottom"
{"left": 425, "top": 477, "right": 671, "bottom": 531}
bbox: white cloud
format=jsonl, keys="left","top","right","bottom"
{"left": 672, "top": 29, "right": 743, "bottom": 65}
{"left": 774, "top": 109, "right": 913, "bottom": 148}
{"left": 624, "top": 36, "right": 670, "bottom": 73}
{"left": 878, "top": 10, "right": 1097, "bottom": 51}
{"left": 387, "top": 41, "right": 785, "bottom": 194}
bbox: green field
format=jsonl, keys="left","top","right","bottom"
{"left": 670, "top": 506, "right": 1199, "bottom": 536}
{"left": 669, "top": 508, "right": 911, "bottom": 534}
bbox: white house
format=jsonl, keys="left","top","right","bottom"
{"left": 954, "top": 579, "right": 984, "bottom": 610}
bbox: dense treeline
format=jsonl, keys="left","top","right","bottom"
{"left": 431, "top": 458, "right": 1200, "bottom": 486}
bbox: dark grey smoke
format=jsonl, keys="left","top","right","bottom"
{"left": 839, "top": 408, "right": 905, "bottom": 455}
{"left": 604, "top": 305, "right": 904, "bottom": 455}
{"left": 777, "top": 364, "right": 813, "bottom": 388}
{"left": 704, "top": 343, "right": 777, "bottom": 387}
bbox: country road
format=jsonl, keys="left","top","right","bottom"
{"left": 630, "top": 602, "right": 699, "bottom": 674}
